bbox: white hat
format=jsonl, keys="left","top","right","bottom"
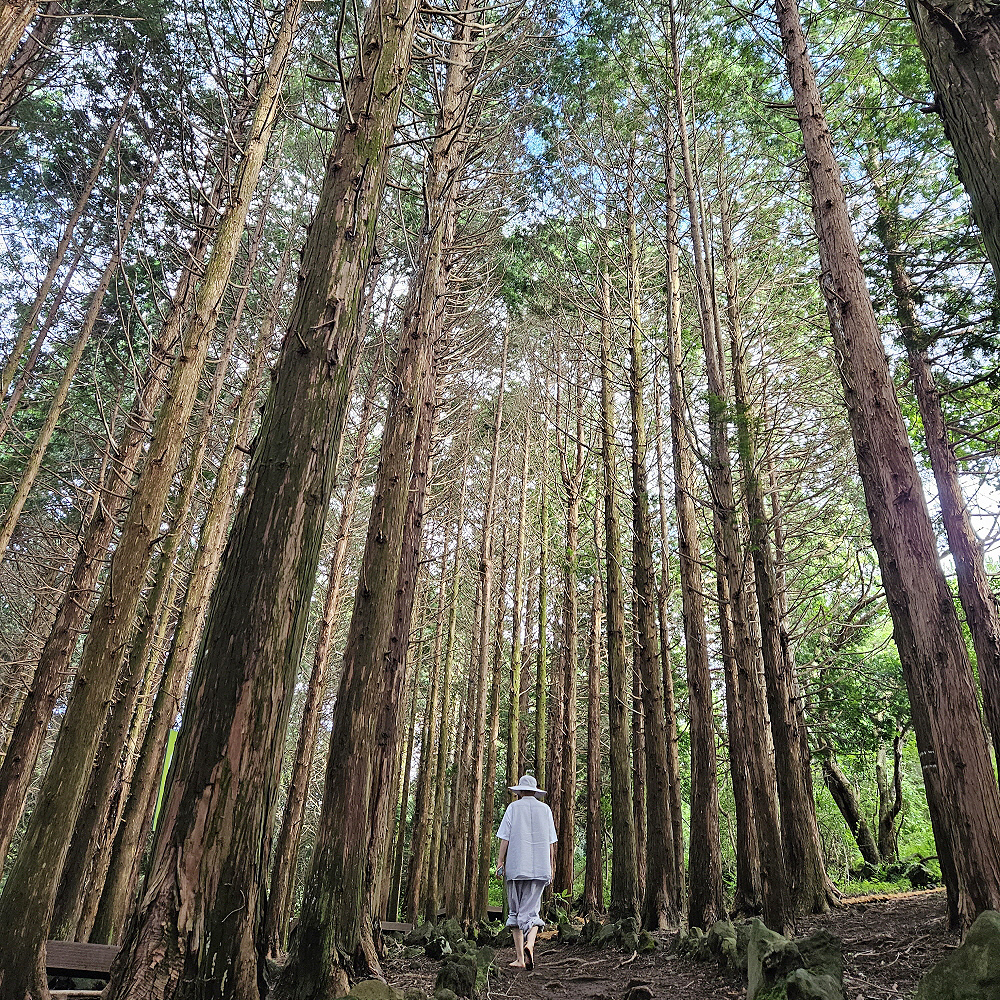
{"left": 509, "top": 774, "right": 546, "bottom": 795}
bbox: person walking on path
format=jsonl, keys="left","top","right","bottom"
{"left": 495, "top": 774, "right": 558, "bottom": 970}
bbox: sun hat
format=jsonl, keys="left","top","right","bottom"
{"left": 508, "top": 774, "right": 547, "bottom": 795}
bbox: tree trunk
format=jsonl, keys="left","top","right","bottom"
{"left": 0, "top": 84, "right": 131, "bottom": 404}
{"left": 625, "top": 153, "right": 677, "bottom": 930}
{"left": 0, "top": 0, "right": 36, "bottom": 68}
{"left": 600, "top": 266, "right": 639, "bottom": 923}
{"left": 582, "top": 519, "right": 604, "bottom": 915}
{"left": 425, "top": 469, "right": 469, "bottom": 923}
{"left": 661, "top": 114, "right": 724, "bottom": 930}
{"left": 52, "top": 176, "right": 259, "bottom": 943}
{"left": 777, "top": 0, "right": 1000, "bottom": 929}
{"left": 88, "top": 273, "right": 277, "bottom": 945}
{"left": 875, "top": 200, "right": 1000, "bottom": 774}
{"left": 0, "top": 0, "right": 62, "bottom": 127}
{"left": 508, "top": 428, "right": 530, "bottom": 788}
{"left": 876, "top": 731, "right": 904, "bottom": 862}
{"left": 275, "top": 12, "right": 469, "bottom": 988}
{"left": 0, "top": 3, "right": 301, "bottom": 984}
{"left": 264, "top": 362, "right": 379, "bottom": 956}
{"left": 819, "top": 746, "right": 882, "bottom": 867}
{"left": 903, "top": 0, "right": 1000, "bottom": 281}
{"left": 0, "top": 118, "right": 231, "bottom": 875}
{"left": 720, "top": 184, "right": 834, "bottom": 916}
{"left": 463, "top": 332, "right": 508, "bottom": 922}
{"left": 555, "top": 379, "right": 582, "bottom": 899}
{"left": 388, "top": 653, "right": 422, "bottom": 921}
{"left": 536, "top": 408, "right": 550, "bottom": 782}
{"left": 477, "top": 530, "right": 509, "bottom": 915}
{"left": 0, "top": 159, "right": 155, "bottom": 559}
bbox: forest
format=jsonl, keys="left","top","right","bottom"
{"left": 0, "top": 0, "right": 998, "bottom": 996}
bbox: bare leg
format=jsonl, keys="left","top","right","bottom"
{"left": 525, "top": 925, "right": 538, "bottom": 969}
{"left": 510, "top": 927, "right": 525, "bottom": 967}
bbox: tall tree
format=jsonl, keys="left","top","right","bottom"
{"left": 903, "top": 1, "right": 1000, "bottom": 281}
{"left": 599, "top": 264, "right": 640, "bottom": 922}
{"left": 776, "top": 0, "right": 1000, "bottom": 928}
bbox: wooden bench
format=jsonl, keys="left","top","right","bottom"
{"left": 381, "top": 921, "right": 414, "bottom": 932}
{"left": 46, "top": 940, "right": 119, "bottom": 979}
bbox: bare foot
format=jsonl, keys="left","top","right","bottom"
{"left": 508, "top": 960, "right": 526, "bottom": 969}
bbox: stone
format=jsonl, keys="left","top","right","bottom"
{"left": 796, "top": 930, "right": 843, "bottom": 985}
{"left": 637, "top": 930, "right": 657, "bottom": 954}
{"left": 620, "top": 927, "right": 639, "bottom": 955}
{"left": 581, "top": 912, "right": 603, "bottom": 944}
{"left": 706, "top": 920, "right": 738, "bottom": 969}
{"left": 405, "top": 922, "right": 434, "bottom": 946}
{"left": 848, "top": 862, "right": 879, "bottom": 883}
{"left": 558, "top": 918, "right": 582, "bottom": 944}
{"left": 438, "top": 917, "right": 466, "bottom": 947}
{"left": 403, "top": 946, "right": 425, "bottom": 960}
{"left": 591, "top": 921, "right": 622, "bottom": 948}
{"left": 493, "top": 926, "right": 513, "bottom": 949}
{"left": 625, "top": 986, "right": 654, "bottom": 1000}
{"left": 785, "top": 969, "right": 844, "bottom": 1000}
{"left": 434, "top": 955, "right": 477, "bottom": 999}
{"left": 677, "top": 924, "right": 705, "bottom": 958}
{"left": 916, "top": 910, "right": 1000, "bottom": 1000}
{"left": 908, "top": 863, "right": 937, "bottom": 888}
{"left": 748, "top": 920, "right": 803, "bottom": 1000}
{"left": 425, "top": 936, "right": 453, "bottom": 960}
{"left": 348, "top": 981, "right": 405, "bottom": 1000}
{"left": 403, "top": 990, "right": 428, "bottom": 1000}
{"left": 433, "top": 991, "right": 459, "bottom": 1000}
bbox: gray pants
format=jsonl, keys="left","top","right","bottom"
{"left": 505, "top": 878, "right": 546, "bottom": 935}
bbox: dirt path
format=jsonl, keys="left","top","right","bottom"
{"left": 385, "top": 890, "right": 958, "bottom": 1000}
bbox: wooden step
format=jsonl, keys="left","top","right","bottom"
{"left": 46, "top": 940, "right": 119, "bottom": 978}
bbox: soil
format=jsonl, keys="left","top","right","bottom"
{"left": 383, "top": 889, "right": 958, "bottom": 1000}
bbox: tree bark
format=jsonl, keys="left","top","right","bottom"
{"left": 264, "top": 362, "right": 379, "bottom": 956}
{"left": 599, "top": 265, "right": 639, "bottom": 923}
{"left": 776, "top": 0, "right": 1000, "bottom": 929}
{"left": 88, "top": 265, "right": 279, "bottom": 946}
{"left": 508, "top": 428, "right": 530, "bottom": 788}
{"left": 874, "top": 199, "right": 1000, "bottom": 775}
{"left": 463, "top": 332, "right": 507, "bottom": 923}
{"left": 582, "top": 515, "right": 604, "bottom": 916}
{"left": 0, "top": 0, "right": 62, "bottom": 127}
{"left": 819, "top": 745, "right": 882, "bottom": 867}
{"left": 405, "top": 545, "right": 447, "bottom": 923}
{"left": 660, "top": 114, "right": 724, "bottom": 930}
{"left": 624, "top": 153, "right": 678, "bottom": 930}
{"left": 720, "top": 183, "right": 835, "bottom": 916}
{"left": 903, "top": 0, "right": 1000, "bottom": 281}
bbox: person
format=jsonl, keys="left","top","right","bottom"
{"left": 495, "top": 774, "right": 557, "bottom": 970}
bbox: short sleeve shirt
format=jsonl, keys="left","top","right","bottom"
{"left": 496, "top": 795, "right": 558, "bottom": 881}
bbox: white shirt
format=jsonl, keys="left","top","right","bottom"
{"left": 496, "top": 795, "right": 558, "bottom": 881}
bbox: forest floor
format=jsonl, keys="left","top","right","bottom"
{"left": 384, "top": 889, "right": 955, "bottom": 1000}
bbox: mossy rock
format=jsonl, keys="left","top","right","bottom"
{"left": 405, "top": 922, "right": 435, "bottom": 946}
{"left": 403, "top": 946, "right": 425, "bottom": 960}
{"left": 433, "top": 991, "right": 459, "bottom": 1000}
{"left": 580, "top": 911, "right": 603, "bottom": 944}
{"left": 748, "top": 920, "right": 803, "bottom": 1000}
{"left": 434, "top": 955, "right": 477, "bottom": 999}
{"left": 557, "top": 917, "right": 581, "bottom": 944}
{"left": 590, "top": 920, "right": 622, "bottom": 948}
{"left": 637, "top": 930, "right": 657, "bottom": 954}
{"left": 425, "top": 936, "right": 453, "bottom": 960}
{"left": 403, "top": 990, "right": 429, "bottom": 1000}
{"left": 785, "top": 969, "right": 845, "bottom": 1000}
{"left": 916, "top": 910, "right": 1000, "bottom": 1000}
{"left": 908, "top": 863, "right": 937, "bottom": 888}
{"left": 348, "top": 981, "right": 405, "bottom": 1000}
{"left": 437, "top": 917, "right": 465, "bottom": 947}
{"left": 706, "top": 920, "right": 738, "bottom": 969}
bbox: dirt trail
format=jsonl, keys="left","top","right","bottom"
{"left": 385, "top": 890, "right": 956, "bottom": 999}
